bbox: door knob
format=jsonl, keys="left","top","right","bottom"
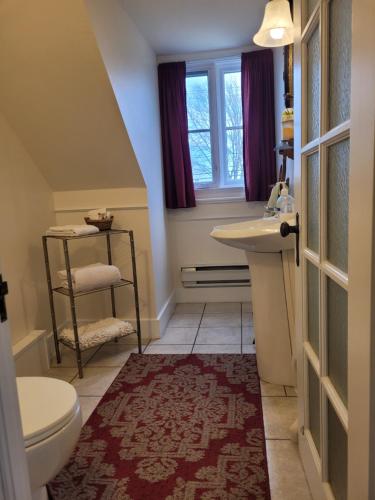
{"left": 280, "top": 213, "right": 300, "bottom": 267}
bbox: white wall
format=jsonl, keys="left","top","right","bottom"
{"left": 0, "top": 0, "right": 144, "bottom": 191}
{"left": 85, "top": 0, "right": 173, "bottom": 316}
{"left": 166, "top": 48, "right": 286, "bottom": 303}
{"left": 0, "top": 113, "right": 57, "bottom": 345}
{"left": 168, "top": 201, "right": 265, "bottom": 302}
{"left": 52, "top": 188, "right": 159, "bottom": 339}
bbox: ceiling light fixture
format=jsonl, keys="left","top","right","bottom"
{"left": 253, "top": 0, "right": 294, "bottom": 47}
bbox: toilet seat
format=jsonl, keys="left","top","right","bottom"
{"left": 17, "top": 377, "right": 80, "bottom": 448}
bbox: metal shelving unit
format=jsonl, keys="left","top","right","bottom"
{"left": 42, "top": 229, "right": 142, "bottom": 378}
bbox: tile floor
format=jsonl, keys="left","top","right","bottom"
{"left": 47, "top": 302, "right": 311, "bottom": 499}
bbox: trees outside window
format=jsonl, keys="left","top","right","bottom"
{"left": 186, "top": 58, "right": 244, "bottom": 191}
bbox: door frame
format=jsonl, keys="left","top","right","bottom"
{"left": 0, "top": 267, "right": 31, "bottom": 499}
{"left": 294, "top": 0, "right": 375, "bottom": 498}
{"left": 347, "top": 1, "right": 375, "bottom": 497}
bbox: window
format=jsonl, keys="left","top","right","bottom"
{"left": 186, "top": 58, "right": 244, "bottom": 194}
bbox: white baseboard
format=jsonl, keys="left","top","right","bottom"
{"left": 156, "top": 290, "right": 176, "bottom": 336}
{"left": 174, "top": 286, "right": 252, "bottom": 303}
{"left": 13, "top": 330, "right": 49, "bottom": 377}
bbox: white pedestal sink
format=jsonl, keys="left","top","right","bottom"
{"left": 210, "top": 215, "right": 296, "bottom": 386}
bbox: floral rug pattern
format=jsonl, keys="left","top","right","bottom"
{"left": 49, "top": 354, "right": 270, "bottom": 499}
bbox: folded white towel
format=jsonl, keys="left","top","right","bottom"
{"left": 58, "top": 263, "right": 122, "bottom": 292}
{"left": 60, "top": 317, "right": 134, "bottom": 350}
{"left": 46, "top": 225, "right": 99, "bottom": 237}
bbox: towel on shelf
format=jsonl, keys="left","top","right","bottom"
{"left": 46, "top": 225, "right": 99, "bottom": 237}
{"left": 59, "top": 317, "right": 134, "bottom": 350}
{"left": 58, "top": 262, "right": 122, "bottom": 292}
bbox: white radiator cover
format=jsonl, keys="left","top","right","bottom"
{"left": 181, "top": 264, "right": 250, "bottom": 288}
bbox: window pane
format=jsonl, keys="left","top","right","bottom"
{"left": 224, "top": 72, "right": 242, "bottom": 128}
{"left": 186, "top": 73, "right": 210, "bottom": 131}
{"left": 308, "top": 362, "right": 321, "bottom": 455}
{"left": 307, "top": 26, "right": 320, "bottom": 143}
{"left": 188, "top": 131, "right": 213, "bottom": 185}
{"left": 327, "top": 138, "right": 350, "bottom": 272}
{"left": 225, "top": 128, "right": 243, "bottom": 184}
{"left": 306, "top": 152, "right": 320, "bottom": 253}
{"left": 307, "top": 261, "right": 319, "bottom": 356}
{"left": 186, "top": 73, "right": 213, "bottom": 186}
{"left": 328, "top": 400, "right": 348, "bottom": 500}
{"left": 329, "top": 0, "right": 352, "bottom": 129}
{"left": 327, "top": 277, "right": 348, "bottom": 406}
{"left": 224, "top": 71, "right": 244, "bottom": 186}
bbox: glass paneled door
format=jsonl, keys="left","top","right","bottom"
{"left": 294, "top": 0, "right": 375, "bottom": 498}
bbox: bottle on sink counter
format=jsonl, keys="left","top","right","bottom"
{"left": 276, "top": 185, "right": 295, "bottom": 214}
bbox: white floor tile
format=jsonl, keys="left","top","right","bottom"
{"left": 242, "top": 345, "right": 256, "bottom": 354}
{"left": 205, "top": 302, "right": 241, "bottom": 313}
{"left": 168, "top": 314, "right": 202, "bottom": 328}
{"left": 196, "top": 327, "right": 241, "bottom": 344}
{"left": 151, "top": 327, "right": 198, "bottom": 345}
{"left": 51, "top": 345, "right": 100, "bottom": 368}
{"left": 266, "top": 440, "right": 312, "bottom": 499}
{"left": 71, "top": 366, "right": 122, "bottom": 396}
{"left": 44, "top": 367, "right": 78, "bottom": 382}
{"left": 285, "top": 386, "right": 298, "bottom": 397}
{"left": 87, "top": 344, "right": 138, "bottom": 367}
{"left": 192, "top": 345, "right": 241, "bottom": 354}
{"left": 262, "top": 397, "right": 298, "bottom": 439}
{"left": 174, "top": 303, "right": 205, "bottom": 314}
{"left": 201, "top": 313, "right": 241, "bottom": 328}
{"left": 79, "top": 396, "right": 101, "bottom": 425}
{"left": 261, "top": 381, "right": 286, "bottom": 397}
{"left": 144, "top": 344, "right": 192, "bottom": 354}
{"left": 242, "top": 326, "right": 255, "bottom": 344}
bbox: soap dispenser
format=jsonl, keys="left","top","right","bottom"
{"left": 276, "top": 184, "right": 295, "bottom": 214}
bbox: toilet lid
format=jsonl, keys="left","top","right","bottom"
{"left": 17, "top": 377, "right": 80, "bottom": 447}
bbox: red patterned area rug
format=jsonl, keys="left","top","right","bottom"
{"left": 49, "top": 354, "right": 271, "bottom": 499}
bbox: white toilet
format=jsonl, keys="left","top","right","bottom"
{"left": 17, "top": 377, "right": 82, "bottom": 500}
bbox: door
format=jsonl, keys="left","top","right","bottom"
{"left": 294, "top": 0, "right": 375, "bottom": 499}
{"left": 0, "top": 267, "right": 31, "bottom": 499}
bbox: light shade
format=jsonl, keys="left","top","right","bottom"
{"left": 253, "top": 0, "right": 294, "bottom": 47}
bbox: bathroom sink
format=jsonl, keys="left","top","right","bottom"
{"left": 210, "top": 213, "right": 297, "bottom": 385}
{"left": 210, "top": 214, "right": 295, "bottom": 253}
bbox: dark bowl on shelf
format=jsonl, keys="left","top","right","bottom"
{"left": 84, "top": 216, "right": 114, "bottom": 231}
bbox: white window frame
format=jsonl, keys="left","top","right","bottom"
{"left": 186, "top": 57, "right": 245, "bottom": 200}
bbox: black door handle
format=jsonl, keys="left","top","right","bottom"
{"left": 280, "top": 213, "right": 300, "bottom": 267}
{"left": 0, "top": 275, "right": 9, "bottom": 323}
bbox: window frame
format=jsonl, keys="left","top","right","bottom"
{"left": 186, "top": 57, "right": 244, "bottom": 198}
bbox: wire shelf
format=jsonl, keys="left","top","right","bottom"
{"left": 52, "top": 279, "right": 133, "bottom": 298}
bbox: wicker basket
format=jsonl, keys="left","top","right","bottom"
{"left": 84, "top": 216, "right": 114, "bottom": 231}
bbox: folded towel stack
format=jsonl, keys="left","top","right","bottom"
{"left": 60, "top": 317, "right": 134, "bottom": 350}
{"left": 46, "top": 225, "right": 99, "bottom": 237}
{"left": 58, "top": 262, "right": 122, "bottom": 292}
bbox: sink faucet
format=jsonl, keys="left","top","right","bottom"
{"left": 264, "top": 206, "right": 278, "bottom": 217}
{"left": 264, "top": 181, "right": 284, "bottom": 217}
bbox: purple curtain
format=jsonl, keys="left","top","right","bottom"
{"left": 241, "top": 50, "right": 277, "bottom": 201}
{"left": 158, "top": 62, "right": 196, "bottom": 209}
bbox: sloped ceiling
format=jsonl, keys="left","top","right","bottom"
{"left": 121, "top": 0, "right": 267, "bottom": 55}
{"left": 0, "top": 0, "right": 144, "bottom": 191}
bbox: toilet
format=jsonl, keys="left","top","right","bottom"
{"left": 17, "top": 377, "right": 82, "bottom": 500}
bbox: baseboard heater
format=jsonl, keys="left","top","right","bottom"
{"left": 181, "top": 264, "right": 250, "bottom": 288}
